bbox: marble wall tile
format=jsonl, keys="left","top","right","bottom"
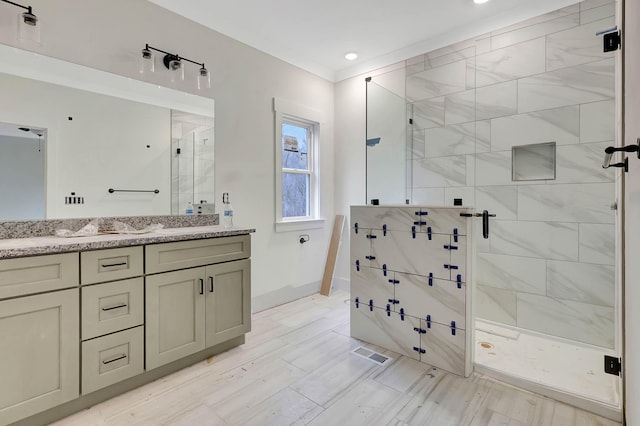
{"left": 547, "top": 260, "right": 615, "bottom": 307}
{"left": 477, "top": 253, "right": 546, "bottom": 295}
{"left": 412, "top": 188, "right": 445, "bottom": 205}
{"left": 476, "top": 38, "right": 546, "bottom": 87}
{"left": 465, "top": 154, "right": 475, "bottom": 187}
{"left": 445, "top": 90, "right": 475, "bottom": 125}
{"left": 350, "top": 303, "right": 420, "bottom": 360}
{"left": 554, "top": 142, "right": 614, "bottom": 184}
{"left": 491, "top": 220, "right": 579, "bottom": 261}
{"left": 373, "top": 231, "right": 451, "bottom": 279}
{"left": 491, "top": 12, "right": 580, "bottom": 51}
{"left": 580, "top": 0, "right": 614, "bottom": 12}
{"left": 427, "top": 39, "right": 476, "bottom": 63}
{"left": 429, "top": 46, "right": 476, "bottom": 69}
{"left": 580, "top": 100, "right": 615, "bottom": 143}
{"left": 491, "top": 5, "right": 579, "bottom": 37}
{"left": 350, "top": 229, "right": 373, "bottom": 269}
{"left": 476, "top": 120, "right": 491, "bottom": 153}
{"left": 547, "top": 18, "right": 614, "bottom": 72}
{"left": 476, "top": 186, "right": 518, "bottom": 220}
{"left": 580, "top": 3, "right": 615, "bottom": 24}
{"left": 444, "top": 187, "right": 475, "bottom": 208}
{"left": 351, "top": 206, "right": 417, "bottom": 231}
{"left": 424, "top": 123, "right": 476, "bottom": 158}
{"left": 412, "top": 130, "right": 425, "bottom": 160}
{"left": 475, "top": 224, "right": 491, "bottom": 253}
{"left": 517, "top": 183, "right": 615, "bottom": 223}
{"left": 351, "top": 265, "right": 395, "bottom": 309}
{"left": 406, "top": 60, "right": 468, "bottom": 102}
{"left": 517, "top": 58, "right": 615, "bottom": 113}
{"left": 423, "top": 209, "right": 468, "bottom": 236}
{"left": 490, "top": 106, "right": 579, "bottom": 151}
{"left": 475, "top": 36, "right": 491, "bottom": 55}
{"left": 412, "top": 97, "right": 445, "bottom": 130}
{"left": 517, "top": 293, "right": 614, "bottom": 348}
{"left": 420, "top": 321, "right": 466, "bottom": 376}
{"left": 579, "top": 223, "right": 615, "bottom": 265}
{"left": 395, "top": 272, "right": 465, "bottom": 327}
{"left": 475, "top": 152, "right": 511, "bottom": 186}
{"left": 413, "top": 155, "right": 467, "bottom": 188}
{"left": 407, "top": 55, "right": 426, "bottom": 75}
{"left": 476, "top": 81, "right": 518, "bottom": 120}
{"left": 476, "top": 285, "right": 517, "bottom": 326}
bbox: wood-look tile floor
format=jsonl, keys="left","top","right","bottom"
{"left": 53, "top": 289, "right": 621, "bottom": 426}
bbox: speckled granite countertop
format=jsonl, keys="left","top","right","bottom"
{"left": 0, "top": 226, "right": 256, "bottom": 259}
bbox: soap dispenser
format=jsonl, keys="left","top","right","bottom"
{"left": 222, "top": 193, "right": 233, "bottom": 228}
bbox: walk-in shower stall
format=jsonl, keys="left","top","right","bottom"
{"left": 365, "top": 0, "right": 622, "bottom": 420}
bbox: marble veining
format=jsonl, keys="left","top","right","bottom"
{"left": 579, "top": 223, "right": 615, "bottom": 265}
{"left": 580, "top": 100, "right": 615, "bottom": 143}
{"left": 476, "top": 80, "right": 518, "bottom": 120}
{"left": 420, "top": 320, "right": 466, "bottom": 376}
{"left": 491, "top": 11, "right": 580, "bottom": 51}
{"left": 476, "top": 37, "right": 546, "bottom": 87}
{"left": 546, "top": 260, "right": 615, "bottom": 307}
{"left": 491, "top": 220, "right": 579, "bottom": 261}
{"left": 476, "top": 285, "right": 518, "bottom": 326}
{"left": 424, "top": 122, "right": 476, "bottom": 158}
{"left": 554, "top": 142, "right": 614, "bottom": 184}
{"left": 412, "top": 97, "right": 445, "bottom": 130}
{"left": 518, "top": 58, "right": 615, "bottom": 113}
{"left": 517, "top": 292, "right": 614, "bottom": 348}
{"left": 406, "top": 59, "right": 468, "bottom": 102}
{"left": 477, "top": 252, "right": 546, "bottom": 295}
{"left": 546, "top": 17, "right": 614, "bottom": 72}
{"left": 490, "top": 105, "right": 580, "bottom": 151}
{"left": 413, "top": 155, "right": 468, "bottom": 188}
{"left": 444, "top": 90, "right": 475, "bottom": 125}
{"left": 0, "top": 225, "right": 254, "bottom": 259}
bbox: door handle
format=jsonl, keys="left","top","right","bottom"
{"left": 199, "top": 278, "right": 204, "bottom": 295}
{"left": 209, "top": 276, "right": 214, "bottom": 292}
{"left": 460, "top": 210, "right": 496, "bottom": 239}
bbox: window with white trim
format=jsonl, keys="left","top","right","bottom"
{"left": 274, "top": 98, "right": 323, "bottom": 232}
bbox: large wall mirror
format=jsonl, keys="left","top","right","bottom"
{"left": 0, "top": 43, "right": 215, "bottom": 221}
{"left": 365, "top": 69, "right": 408, "bottom": 205}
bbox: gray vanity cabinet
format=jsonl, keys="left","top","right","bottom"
{"left": 146, "top": 267, "right": 207, "bottom": 370}
{"left": 146, "top": 260, "right": 251, "bottom": 370}
{"left": 145, "top": 237, "right": 251, "bottom": 371}
{"left": 205, "top": 258, "right": 251, "bottom": 347}
{"left": 0, "top": 289, "right": 79, "bottom": 425}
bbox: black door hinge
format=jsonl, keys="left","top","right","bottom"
{"left": 603, "top": 30, "right": 621, "bottom": 52}
{"left": 604, "top": 355, "right": 621, "bottom": 376}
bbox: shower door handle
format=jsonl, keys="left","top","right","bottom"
{"left": 481, "top": 210, "right": 496, "bottom": 239}
{"left": 460, "top": 210, "right": 496, "bottom": 239}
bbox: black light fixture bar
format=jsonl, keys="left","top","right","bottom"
{"left": 144, "top": 44, "right": 206, "bottom": 69}
{"left": 1, "top": 0, "right": 32, "bottom": 13}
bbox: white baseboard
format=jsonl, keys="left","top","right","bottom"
{"left": 251, "top": 280, "right": 321, "bottom": 313}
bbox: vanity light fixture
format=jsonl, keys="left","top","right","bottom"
{"left": 140, "top": 44, "right": 211, "bottom": 90}
{"left": 1, "top": 0, "right": 40, "bottom": 44}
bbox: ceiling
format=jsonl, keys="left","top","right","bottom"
{"left": 148, "top": 0, "right": 579, "bottom": 82}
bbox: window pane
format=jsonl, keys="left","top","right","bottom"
{"left": 282, "top": 123, "right": 309, "bottom": 170}
{"left": 282, "top": 172, "right": 309, "bottom": 217}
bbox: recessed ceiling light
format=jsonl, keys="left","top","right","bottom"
{"left": 474, "top": 0, "right": 489, "bottom": 3}
{"left": 345, "top": 52, "right": 358, "bottom": 61}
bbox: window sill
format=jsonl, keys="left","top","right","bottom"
{"left": 275, "top": 218, "right": 325, "bottom": 233}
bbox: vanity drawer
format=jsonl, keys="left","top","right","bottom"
{"left": 81, "top": 277, "right": 144, "bottom": 340}
{"left": 0, "top": 253, "right": 79, "bottom": 300}
{"left": 145, "top": 235, "right": 251, "bottom": 274}
{"left": 81, "top": 326, "right": 144, "bottom": 395}
{"left": 81, "top": 246, "right": 143, "bottom": 284}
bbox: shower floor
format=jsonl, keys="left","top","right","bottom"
{"left": 474, "top": 320, "right": 621, "bottom": 408}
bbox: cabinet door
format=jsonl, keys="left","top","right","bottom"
{"left": 0, "top": 289, "right": 79, "bottom": 425}
{"left": 146, "top": 268, "right": 206, "bottom": 370}
{"left": 205, "top": 259, "right": 251, "bottom": 347}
